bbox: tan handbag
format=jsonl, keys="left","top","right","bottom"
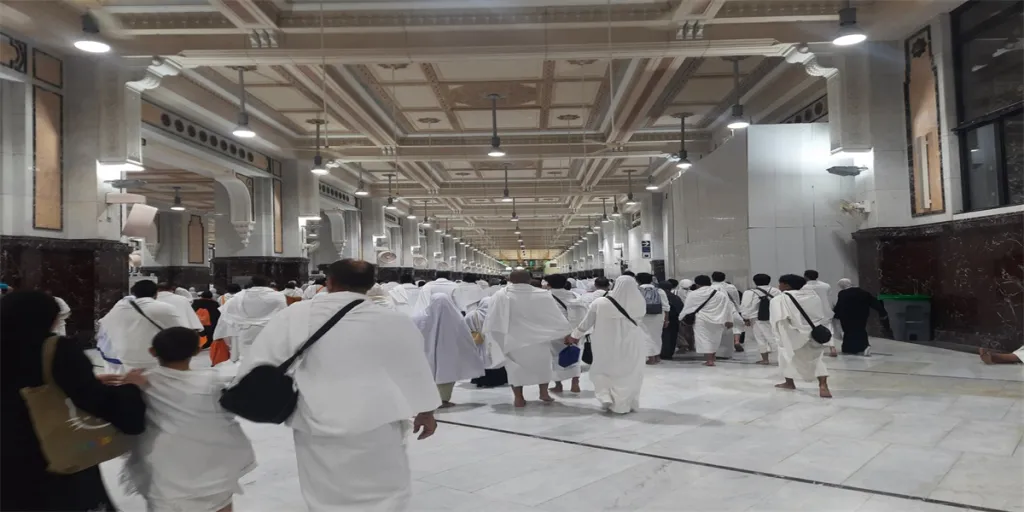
{"left": 19, "top": 336, "right": 130, "bottom": 474}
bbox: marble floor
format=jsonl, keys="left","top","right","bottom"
{"left": 102, "top": 338, "right": 1023, "bottom": 511}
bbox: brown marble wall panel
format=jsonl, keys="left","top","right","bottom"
{"left": 853, "top": 213, "right": 1023, "bottom": 352}
{"left": 1, "top": 236, "right": 130, "bottom": 344}
{"left": 211, "top": 256, "right": 308, "bottom": 291}
{"left": 138, "top": 266, "right": 212, "bottom": 290}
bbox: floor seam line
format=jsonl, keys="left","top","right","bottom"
{"left": 436, "top": 419, "right": 1012, "bottom": 512}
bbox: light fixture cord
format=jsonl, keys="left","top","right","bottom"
{"left": 491, "top": 95, "right": 498, "bottom": 139}
{"left": 319, "top": 1, "right": 327, "bottom": 150}
{"left": 732, "top": 58, "right": 741, "bottom": 107}
{"left": 237, "top": 68, "right": 247, "bottom": 114}
{"left": 679, "top": 116, "right": 686, "bottom": 153}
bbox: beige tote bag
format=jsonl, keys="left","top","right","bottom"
{"left": 19, "top": 336, "right": 130, "bottom": 474}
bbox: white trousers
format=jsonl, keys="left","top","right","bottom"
{"left": 751, "top": 321, "right": 776, "bottom": 354}
{"left": 294, "top": 422, "right": 412, "bottom": 512}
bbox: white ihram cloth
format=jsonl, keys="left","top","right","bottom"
{"left": 452, "top": 281, "right": 486, "bottom": 313}
{"left": 740, "top": 286, "right": 780, "bottom": 354}
{"left": 156, "top": 291, "right": 204, "bottom": 331}
{"left": 476, "top": 280, "right": 489, "bottom": 289}
{"left": 804, "top": 279, "right": 836, "bottom": 348}
{"left": 302, "top": 285, "right": 327, "bottom": 300}
{"left": 466, "top": 297, "right": 503, "bottom": 369}
{"left": 367, "top": 284, "right": 396, "bottom": 310}
{"left": 571, "top": 276, "right": 646, "bottom": 414}
{"left": 639, "top": 284, "right": 670, "bottom": 357}
{"left": 711, "top": 282, "right": 744, "bottom": 358}
{"left": 414, "top": 293, "right": 485, "bottom": 385}
{"left": 680, "top": 287, "right": 738, "bottom": 354}
{"left": 99, "top": 298, "right": 189, "bottom": 370}
{"left": 237, "top": 292, "right": 440, "bottom": 512}
{"left": 174, "top": 287, "right": 194, "bottom": 302}
{"left": 54, "top": 296, "right": 71, "bottom": 336}
{"left": 389, "top": 283, "right": 421, "bottom": 317}
{"left": 580, "top": 288, "right": 608, "bottom": 306}
{"left": 414, "top": 278, "right": 458, "bottom": 314}
{"left": 123, "top": 365, "right": 255, "bottom": 512}
{"left": 382, "top": 282, "right": 400, "bottom": 293}
{"left": 770, "top": 289, "right": 829, "bottom": 381}
{"left": 283, "top": 287, "right": 303, "bottom": 298}
{"left": 483, "top": 286, "right": 501, "bottom": 298}
{"left": 213, "top": 287, "right": 287, "bottom": 362}
{"left": 550, "top": 289, "right": 587, "bottom": 381}
{"left": 482, "top": 284, "right": 571, "bottom": 386}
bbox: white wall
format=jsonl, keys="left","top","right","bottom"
{"left": 669, "top": 131, "right": 750, "bottom": 283}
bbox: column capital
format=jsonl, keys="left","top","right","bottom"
{"left": 783, "top": 44, "right": 839, "bottom": 79}
{"left": 126, "top": 57, "right": 184, "bottom": 93}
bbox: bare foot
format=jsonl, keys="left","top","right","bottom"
{"left": 819, "top": 386, "right": 833, "bottom": 398}
{"left": 570, "top": 383, "right": 581, "bottom": 393}
{"left": 439, "top": 401, "right": 456, "bottom": 409}
{"left": 514, "top": 397, "right": 527, "bottom": 408}
{"left": 539, "top": 394, "right": 556, "bottom": 403}
{"left": 980, "top": 348, "right": 994, "bottom": 365}
{"left": 703, "top": 361, "right": 716, "bottom": 367}
{"left": 828, "top": 348, "right": 838, "bottom": 358}
{"left": 646, "top": 357, "right": 660, "bottom": 365}
{"left": 775, "top": 381, "right": 796, "bottom": 390}
{"left": 755, "top": 360, "right": 770, "bottom": 365}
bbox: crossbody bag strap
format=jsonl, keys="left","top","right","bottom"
{"left": 552, "top": 295, "right": 567, "bottom": 311}
{"left": 129, "top": 300, "right": 164, "bottom": 331}
{"left": 41, "top": 335, "right": 59, "bottom": 385}
{"left": 785, "top": 293, "right": 816, "bottom": 327}
{"left": 279, "top": 299, "right": 364, "bottom": 371}
{"left": 605, "top": 297, "right": 638, "bottom": 326}
{"left": 694, "top": 290, "right": 716, "bottom": 316}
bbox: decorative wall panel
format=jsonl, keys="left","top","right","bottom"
{"left": 187, "top": 215, "right": 205, "bottom": 264}
{"left": 32, "top": 49, "right": 62, "bottom": 88}
{"left": 0, "top": 32, "right": 27, "bottom": 73}
{"left": 273, "top": 179, "right": 283, "bottom": 254}
{"left": 853, "top": 213, "right": 1023, "bottom": 352}
{"left": 33, "top": 86, "right": 62, "bottom": 231}
{"left": 904, "top": 27, "right": 946, "bottom": 216}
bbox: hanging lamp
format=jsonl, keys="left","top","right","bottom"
{"left": 833, "top": 1, "right": 867, "bottom": 46}
{"left": 170, "top": 187, "right": 186, "bottom": 211}
{"left": 675, "top": 113, "right": 693, "bottom": 170}
{"left": 74, "top": 12, "right": 110, "bottom": 53}
{"left": 309, "top": 119, "right": 328, "bottom": 175}
{"left": 601, "top": 198, "right": 611, "bottom": 222}
{"left": 645, "top": 176, "right": 659, "bottom": 191}
{"left": 384, "top": 174, "right": 398, "bottom": 209}
{"left": 510, "top": 197, "right": 519, "bottom": 222}
{"left": 231, "top": 67, "right": 256, "bottom": 138}
{"left": 726, "top": 58, "right": 750, "bottom": 130}
{"left": 501, "top": 164, "right": 513, "bottom": 202}
{"left": 625, "top": 170, "right": 637, "bottom": 206}
{"left": 486, "top": 93, "right": 505, "bottom": 157}
{"left": 612, "top": 201, "right": 622, "bottom": 218}
{"left": 421, "top": 201, "right": 430, "bottom": 227}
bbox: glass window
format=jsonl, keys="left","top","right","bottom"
{"left": 953, "top": 0, "right": 1024, "bottom": 211}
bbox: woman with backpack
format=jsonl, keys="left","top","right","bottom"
{"left": 739, "top": 274, "right": 781, "bottom": 365}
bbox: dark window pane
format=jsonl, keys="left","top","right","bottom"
{"left": 965, "top": 123, "right": 1002, "bottom": 210}
{"left": 1005, "top": 112, "right": 1024, "bottom": 206}
{"left": 956, "top": 0, "right": 1018, "bottom": 35}
{"left": 958, "top": 7, "right": 1024, "bottom": 120}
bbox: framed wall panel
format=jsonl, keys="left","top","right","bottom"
{"left": 272, "top": 179, "right": 283, "bottom": 254}
{"left": 904, "top": 26, "right": 946, "bottom": 216}
{"left": 1, "top": 32, "right": 27, "bottom": 73}
{"left": 187, "top": 215, "right": 205, "bottom": 264}
{"left": 32, "top": 49, "right": 62, "bottom": 88}
{"left": 33, "top": 86, "right": 63, "bottom": 231}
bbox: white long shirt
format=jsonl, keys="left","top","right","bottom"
{"left": 99, "top": 298, "right": 189, "bottom": 369}
{"left": 804, "top": 280, "right": 834, "bottom": 321}
{"left": 156, "top": 291, "right": 204, "bottom": 331}
{"left": 740, "top": 286, "right": 781, "bottom": 321}
{"left": 712, "top": 281, "right": 741, "bottom": 307}
{"left": 638, "top": 284, "right": 670, "bottom": 315}
{"left": 238, "top": 292, "right": 441, "bottom": 437}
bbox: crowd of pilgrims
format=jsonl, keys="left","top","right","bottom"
{"left": 3, "top": 259, "right": 991, "bottom": 511}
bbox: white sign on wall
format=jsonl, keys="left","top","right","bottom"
{"left": 641, "top": 240, "right": 652, "bottom": 259}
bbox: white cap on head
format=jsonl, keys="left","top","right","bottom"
{"left": 837, "top": 278, "right": 853, "bottom": 289}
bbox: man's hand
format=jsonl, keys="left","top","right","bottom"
{"left": 743, "top": 319, "right": 752, "bottom": 327}
{"left": 96, "top": 374, "right": 123, "bottom": 386}
{"left": 725, "top": 322, "right": 734, "bottom": 329}
{"left": 413, "top": 412, "right": 437, "bottom": 440}
{"left": 120, "top": 369, "right": 149, "bottom": 388}
{"left": 564, "top": 335, "right": 580, "bottom": 345}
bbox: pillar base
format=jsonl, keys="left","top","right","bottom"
{"left": 211, "top": 256, "right": 309, "bottom": 291}
{"left": 1, "top": 235, "right": 130, "bottom": 344}
{"left": 138, "top": 266, "right": 212, "bottom": 290}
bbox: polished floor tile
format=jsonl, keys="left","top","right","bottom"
{"left": 99, "top": 338, "right": 1012, "bottom": 511}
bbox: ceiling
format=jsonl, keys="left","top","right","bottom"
{"left": 1, "top": 0, "right": 958, "bottom": 257}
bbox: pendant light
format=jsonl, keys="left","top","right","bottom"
{"left": 406, "top": 205, "right": 416, "bottom": 220}
{"left": 486, "top": 93, "right": 505, "bottom": 157}
{"left": 625, "top": 170, "right": 637, "bottom": 206}
{"left": 514, "top": 227, "right": 521, "bottom": 235}
{"left": 170, "top": 187, "right": 186, "bottom": 211}
{"left": 309, "top": 119, "right": 328, "bottom": 175}
{"left": 421, "top": 201, "right": 430, "bottom": 227}
{"left": 510, "top": 197, "right": 519, "bottom": 222}
{"left": 612, "top": 200, "right": 622, "bottom": 217}
{"left": 74, "top": 12, "right": 110, "bottom": 53}
{"left": 833, "top": 1, "right": 867, "bottom": 46}
{"left": 231, "top": 67, "right": 256, "bottom": 138}
{"left": 675, "top": 113, "right": 693, "bottom": 170}
{"left": 354, "top": 167, "right": 369, "bottom": 196}
{"left": 645, "top": 176, "right": 659, "bottom": 191}
{"left": 601, "top": 198, "right": 611, "bottom": 223}
{"left": 385, "top": 174, "right": 398, "bottom": 209}
{"left": 725, "top": 58, "right": 750, "bottom": 130}
{"left": 434, "top": 215, "right": 444, "bottom": 234}
{"left": 500, "top": 164, "right": 513, "bottom": 202}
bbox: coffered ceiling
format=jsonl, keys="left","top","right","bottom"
{"left": 1, "top": 0, "right": 958, "bottom": 254}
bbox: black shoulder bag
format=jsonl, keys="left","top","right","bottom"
{"left": 681, "top": 290, "right": 716, "bottom": 326}
{"left": 220, "top": 299, "right": 364, "bottom": 424}
{"left": 784, "top": 293, "right": 832, "bottom": 345}
{"left": 128, "top": 300, "right": 164, "bottom": 330}
{"left": 605, "top": 297, "right": 638, "bottom": 327}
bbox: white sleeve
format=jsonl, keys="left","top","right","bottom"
{"left": 658, "top": 290, "right": 670, "bottom": 312}
{"left": 570, "top": 300, "right": 600, "bottom": 339}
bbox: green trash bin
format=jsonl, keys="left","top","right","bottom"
{"left": 878, "top": 294, "right": 931, "bottom": 342}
